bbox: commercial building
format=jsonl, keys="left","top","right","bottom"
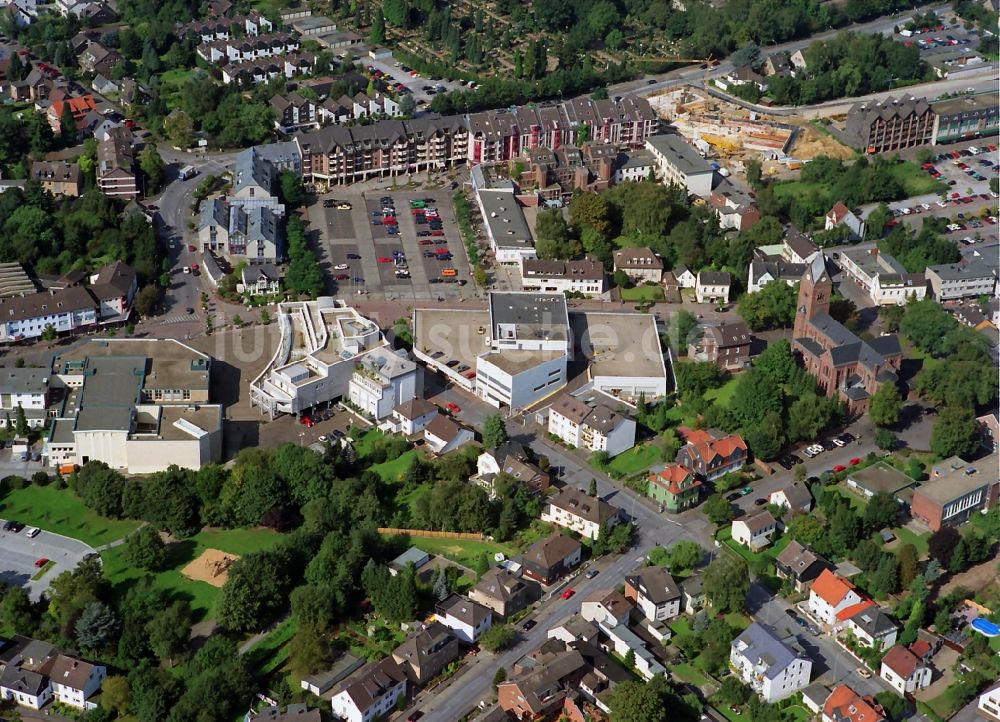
{"left": 347, "top": 346, "right": 418, "bottom": 422}
{"left": 96, "top": 127, "right": 138, "bottom": 199}
{"left": 43, "top": 339, "right": 223, "bottom": 474}
{"left": 845, "top": 96, "right": 935, "bottom": 154}
{"left": 250, "top": 299, "right": 388, "bottom": 418}
{"left": 546, "top": 392, "right": 635, "bottom": 458}
{"left": 910, "top": 453, "right": 999, "bottom": 531}
{"left": 520, "top": 258, "right": 606, "bottom": 297}
{"left": 540, "top": 486, "right": 622, "bottom": 540}
{"left": 792, "top": 255, "right": 903, "bottom": 415}
{"left": 931, "top": 92, "right": 999, "bottom": 144}
{"left": 472, "top": 166, "right": 536, "bottom": 265}
{"left": 925, "top": 260, "right": 997, "bottom": 300}
{"left": 645, "top": 134, "right": 714, "bottom": 197}
{"left": 730, "top": 623, "right": 812, "bottom": 702}
{"left": 837, "top": 249, "right": 926, "bottom": 306}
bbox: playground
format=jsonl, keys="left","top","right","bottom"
{"left": 181, "top": 548, "right": 240, "bottom": 588}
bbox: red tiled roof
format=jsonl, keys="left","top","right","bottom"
{"left": 836, "top": 600, "right": 875, "bottom": 622}
{"left": 881, "top": 645, "right": 920, "bottom": 679}
{"left": 828, "top": 201, "right": 851, "bottom": 223}
{"left": 824, "top": 684, "right": 885, "bottom": 722}
{"left": 648, "top": 464, "right": 700, "bottom": 495}
{"left": 908, "top": 640, "right": 931, "bottom": 659}
{"left": 812, "top": 569, "right": 858, "bottom": 607}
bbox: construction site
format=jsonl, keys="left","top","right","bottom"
{"left": 644, "top": 85, "right": 855, "bottom": 176}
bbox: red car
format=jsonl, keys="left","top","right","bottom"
{"left": 335, "top": 274, "right": 349, "bottom": 280}
{"left": 561, "top": 588, "right": 575, "bottom": 600}
{"left": 431, "top": 230, "right": 445, "bottom": 236}
{"left": 434, "top": 247, "right": 450, "bottom": 254}
{"left": 418, "top": 239, "right": 434, "bottom": 245}
{"left": 446, "top": 402, "right": 461, "bottom": 414}
{"left": 378, "top": 256, "right": 392, "bottom": 263}
{"left": 383, "top": 217, "right": 398, "bottom": 225}
{"left": 187, "top": 245, "right": 196, "bottom": 252}
{"left": 300, "top": 416, "right": 315, "bottom": 427}
{"left": 124, "top": 119, "right": 136, "bottom": 128}
{"left": 849, "top": 457, "right": 861, "bottom": 466}
{"left": 833, "top": 464, "right": 846, "bottom": 473}
{"left": 34, "top": 557, "right": 49, "bottom": 568}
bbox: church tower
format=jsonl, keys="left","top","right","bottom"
{"left": 793, "top": 253, "right": 831, "bottom": 338}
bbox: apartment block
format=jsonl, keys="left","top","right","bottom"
{"left": 645, "top": 134, "right": 714, "bottom": 197}
{"left": 845, "top": 96, "right": 935, "bottom": 154}
{"left": 931, "top": 93, "right": 999, "bottom": 144}
{"left": 96, "top": 127, "right": 138, "bottom": 199}
{"left": 547, "top": 392, "right": 635, "bottom": 458}
{"left": 925, "top": 260, "right": 997, "bottom": 300}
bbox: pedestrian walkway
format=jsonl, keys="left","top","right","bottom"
{"left": 162, "top": 312, "right": 199, "bottom": 324}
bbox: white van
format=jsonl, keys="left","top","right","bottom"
{"left": 26, "top": 527, "right": 40, "bottom": 538}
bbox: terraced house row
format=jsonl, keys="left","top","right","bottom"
{"left": 293, "top": 95, "right": 659, "bottom": 186}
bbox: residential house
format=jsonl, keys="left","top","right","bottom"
{"left": 645, "top": 134, "right": 715, "bottom": 197}
{"left": 613, "top": 247, "right": 663, "bottom": 285}
{"left": 435, "top": 595, "right": 492, "bottom": 644}
{"left": 769, "top": 482, "right": 813, "bottom": 513}
{"left": 647, "top": 463, "right": 701, "bottom": 512}
{"left": 473, "top": 441, "right": 549, "bottom": 498}
{"left": 388, "top": 398, "right": 438, "bottom": 436}
{"left": 581, "top": 590, "right": 633, "bottom": 628}
{"left": 837, "top": 249, "right": 926, "bottom": 306}
{"left": 299, "top": 654, "right": 364, "bottom": 697}
{"left": 748, "top": 259, "right": 806, "bottom": 293}
{"left": 680, "top": 573, "right": 705, "bottom": 615}
{"left": 803, "top": 684, "right": 833, "bottom": 714}
{"left": 198, "top": 200, "right": 285, "bottom": 263}
{"left": 520, "top": 258, "right": 606, "bottom": 297}
{"left": 246, "top": 703, "right": 322, "bottom": 722}
{"left": 730, "top": 623, "right": 813, "bottom": 703}
{"left": 329, "top": 658, "right": 407, "bottom": 722}
{"left": 808, "top": 569, "right": 872, "bottom": 627}
{"left": 497, "top": 649, "right": 587, "bottom": 720}
{"left": 6, "top": 67, "right": 50, "bottom": 103}
{"left": 823, "top": 685, "right": 886, "bottom": 722}
{"left": 347, "top": 346, "right": 418, "bottom": 422}
{"left": 613, "top": 148, "right": 656, "bottom": 183}
{"left": 720, "top": 65, "right": 768, "bottom": 91}
{"left": 0, "top": 286, "right": 98, "bottom": 343}
{"left": 96, "top": 127, "right": 138, "bottom": 199}
{"left": 687, "top": 320, "right": 751, "bottom": 370}
{"left": 845, "top": 462, "right": 917, "bottom": 504}
{"left": 78, "top": 42, "right": 122, "bottom": 77}
{"left": 46, "top": 95, "right": 98, "bottom": 134}
{"left": 423, "top": 415, "right": 473, "bottom": 455}
{"left": 88, "top": 260, "right": 138, "bottom": 323}
{"left": 541, "top": 486, "right": 622, "bottom": 541}
{"left": 979, "top": 684, "right": 1000, "bottom": 722}
{"left": 763, "top": 52, "right": 793, "bottom": 77}
{"left": 825, "top": 202, "right": 866, "bottom": 240}
{"left": 547, "top": 615, "right": 601, "bottom": 646}
{"left": 775, "top": 541, "right": 831, "bottom": 592}
{"left": 30, "top": 160, "right": 81, "bottom": 196}
{"left": 0, "top": 637, "right": 105, "bottom": 711}
{"left": 469, "top": 567, "right": 539, "bottom": 619}
{"left": 0, "top": 666, "right": 51, "bottom": 709}
{"left": 731, "top": 510, "right": 779, "bottom": 550}
{"left": 42, "top": 656, "right": 106, "bottom": 709}
{"left": 925, "top": 260, "right": 997, "bottom": 300}
{"left": 845, "top": 607, "right": 898, "bottom": 651}
{"left": 547, "top": 392, "right": 636, "bottom": 458}
{"left": 520, "top": 533, "right": 582, "bottom": 585}
{"left": 695, "top": 271, "right": 731, "bottom": 304}
{"left": 880, "top": 644, "right": 932, "bottom": 696}
{"left": 238, "top": 264, "right": 280, "bottom": 295}
{"left": 600, "top": 621, "right": 667, "bottom": 681}
{"left": 673, "top": 266, "right": 697, "bottom": 288}
{"left": 710, "top": 181, "right": 761, "bottom": 231}
{"left": 391, "top": 622, "right": 459, "bottom": 685}
{"left": 271, "top": 92, "right": 320, "bottom": 133}
{"left": 911, "top": 453, "right": 999, "bottom": 531}
{"left": 675, "top": 428, "right": 748, "bottom": 481}
{"left": 0, "top": 368, "right": 49, "bottom": 429}
{"left": 792, "top": 255, "right": 903, "bottom": 415}
{"left": 845, "top": 96, "right": 934, "bottom": 155}
{"left": 624, "top": 566, "right": 681, "bottom": 623}
{"left": 783, "top": 229, "right": 819, "bottom": 265}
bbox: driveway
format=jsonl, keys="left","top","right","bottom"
{"left": 0, "top": 526, "right": 95, "bottom": 600}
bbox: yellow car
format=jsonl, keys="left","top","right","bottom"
{"left": 336, "top": 203, "right": 352, "bottom": 210}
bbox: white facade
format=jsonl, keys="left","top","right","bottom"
{"left": 330, "top": 680, "right": 406, "bottom": 722}
{"left": 475, "top": 352, "right": 566, "bottom": 410}
{"left": 880, "top": 656, "right": 931, "bottom": 695}
{"left": 731, "top": 515, "right": 778, "bottom": 549}
{"left": 599, "top": 621, "right": 667, "bottom": 682}
{"left": 0, "top": 302, "right": 97, "bottom": 343}
{"left": 979, "top": 685, "right": 1000, "bottom": 722}
{"left": 925, "top": 262, "right": 997, "bottom": 300}
{"left": 0, "top": 682, "right": 51, "bottom": 709}
{"left": 347, "top": 348, "right": 418, "bottom": 421}
{"left": 695, "top": 272, "right": 731, "bottom": 304}
{"left": 808, "top": 574, "right": 865, "bottom": 626}
{"left": 547, "top": 404, "right": 635, "bottom": 458}
{"left": 540, "top": 493, "right": 621, "bottom": 541}
{"left": 730, "top": 627, "right": 812, "bottom": 703}
{"left": 436, "top": 600, "right": 493, "bottom": 644}
{"left": 51, "top": 665, "right": 106, "bottom": 710}
{"left": 645, "top": 134, "right": 714, "bottom": 197}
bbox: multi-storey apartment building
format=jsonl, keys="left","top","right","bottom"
{"left": 925, "top": 260, "right": 997, "bottom": 300}
{"left": 845, "top": 96, "right": 935, "bottom": 154}
{"left": 547, "top": 392, "right": 635, "bottom": 458}
{"left": 931, "top": 93, "right": 999, "bottom": 144}
{"left": 96, "top": 127, "right": 138, "bottom": 199}
{"left": 347, "top": 346, "right": 418, "bottom": 422}
{"left": 645, "top": 134, "right": 715, "bottom": 197}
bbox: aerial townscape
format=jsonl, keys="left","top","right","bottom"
{"left": 0, "top": 0, "right": 999, "bottom": 721}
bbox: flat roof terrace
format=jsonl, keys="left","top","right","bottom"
{"left": 413, "top": 308, "right": 489, "bottom": 373}
{"left": 571, "top": 311, "right": 667, "bottom": 381}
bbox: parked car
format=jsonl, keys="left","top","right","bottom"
{"left": 726, "top": 492, "right": 741, "bottom": 502}
{"left": 34, "top": 557, "right": 49, "bottom": 568}
{"left": 25, "top": 527, "right": 40, "bottom": 538}
{"left": 334, "top": 263, "right": 349, "bottom": 270}
{"left": 561, "top": 588, "right": 575, "bottom": 600}
{"left": 522, "top": 620, "right": 537, "bottom": 631}
{"left": 446, "top": 402, "right": 461, "bottom": 414}
{"left": 739, "top": 487, "right": 753, "bottom": 496}
{"left": 585, "top": 569, "right": 599, "bottom": 579}
{"left": 300, "top": 416, "right": 315, "bottom": 427}
{"left": 754, "top": 498, "right": 768, "bottom": 506}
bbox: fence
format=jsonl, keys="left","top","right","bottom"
{"left": 378, "top": 527, "right": 485, "bottom": 541}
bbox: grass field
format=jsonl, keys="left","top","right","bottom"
{"left": 721, "top": 529, "right": 792, "bottom": 565}
{"left": 607, "top": 444, "right": 661, "bottom": 476}
{"left": 0, "top": 485, "right": 140, "bottom": 548}
{"left": 407, "top": 536, "right": 515, "bottom": 571}
{"left": 887, "top": 161, "right": 947, "bottom": 197}
{"left": 621, "top": 286, "right": 665, "bottom": 302}
{"left": 371, "top": 449, "right": 420, "bottom": 482}
{"left": 891, "top": 525, "right": 930, "bottom": 556}
{"left": 672, "top": 661, "right": 709, "bottom": 687}
{"left": 705, "top": 377, "right": 739, "bottom": 406}
{"left": 101, "top": 527, "right": 283, "bottom": 622}
{"left": 244, "top": 616, "right": 298, "bottom": 675}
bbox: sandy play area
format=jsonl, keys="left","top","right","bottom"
{"left": 180, "top": 548, "right": 239, "bottom": 588}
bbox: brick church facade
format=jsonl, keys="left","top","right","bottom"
{"left": 792, "top": 254, "right": 902, "bottom": 415}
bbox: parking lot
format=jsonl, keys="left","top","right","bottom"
{"left": 310, "top": 189, "right": 479, "bottom": 302}
{"left": 365, "top": 58, "right": 468, "bottom": 108}
{"left": 0, "top": 525, "right": 95, "bottom": 600}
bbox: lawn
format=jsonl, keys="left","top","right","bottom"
{"left": 886, "top": 161, "right": 947, "bottom": 197}
{"left": 621, "top": 286, "right": 665, "bottom": 302}
{"left": 371, "top": 449, "right": 420, "bottom": 482}
{"left": 772, "top": 180, "right": 829, "bottom": 202}
{"left": 890, "top": 525, "right": 929, "bottom": 556}
{"left": 717, "top": 526, "right": 792, "bottom": 565}
{"left": 159, "top": 68, "right": 199, "bottom": 86}
{"left": 404, "top": 536, "right": 515, "bottom": 571}
{"left": 925, "top": 685, "right": 967, "bottom": 720}
{"left": 671, "top": 662, "right": 709, "bottom": 687}
{"left": 353, "top": 428, "right": 386, "bottom": 457}
{"left": 101, "top": 527, "right": 283, "bottom": 622}
{"left": 0, "top": 485, "right": 140, "bottom": 548}
{"left": 705, "top": 377, "right": 739, "bottom": 406}
{"left": 243, "top": 616, "right": 298, "bottom": 675}
{"left": 607, "top": 444, "right": 661, "bottom": 476}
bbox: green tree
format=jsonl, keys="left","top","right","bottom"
{"left": 864, "top": 493, "right": 900, "bottom": 532}
{"left": 746, "top": 159, "right": 762, "bottom": 188}
{"left": 101, "top": 675, "right": 130, "bottom": 718}
{"left": 752, "top": 339, "right": 798, "bottom": 384}
{"left": 588, "top": 478, "right": 598, "bottom": 497}
{"left": 668, "top": 540, "right": 702, "bottom": 573}
{"left": 874, "top": 427, "right": 897, "bottom": 451}
{"left": 492, "top": 667, "right": 507, "bottom": 689}
{"left": 146, "top": 600, "right": 192, "bottom": 664}
{"left": 869, "top": 383, "right": 902, "bottom": 427}
{"left": 482, "top": 413, "right": 508, "bottom": 449}
{"left": 14, "top": 404, "right": 29, "bottom": 437}
{"left": 278, "top": 170, "right": 306, "bottom": 208}
{"left": 369, "top": 8, "right": 386, "bottom": 44}
{"left": 534, "top": 208, "right": 578, "bottom": 259}
{"left": 122, "top": 526, "right": 167, "bottom": 571}
{"left": 703, "top": 494, "right": 735, "bottom": 525}
{"left": 479, "top": 623, "right": 514, "bottom": 652}
{"left": 382, "top": 0, "right": 407, "bottom": 26}
{"left": 896, "top": 543, "right": 919, "bottom": 587}
{"left": 624, "top": 647, "right": 636, "bottom": 669}
{"left": 217, "top": 548, "right": 293, "bottom": 633}
{"left": 730, "top": 369, "right": 783, "bottom": 428}
{"left": 744, "top": 410, "right": 785, "bottom": 460}
{"left": 569, "top": 191, "right": 613, "bottom": 237}
{"left": 399, "top": 93, "right": 416, "bottom": 117}
{"left": 737, "top": 281, "right": 797, "bottom": 330}
{"left": 138, "top": 144, "right": 165, "bottom": 195}
{"left": 41, "top": 324, "right": 57, "bottom": 341}
{"left": 703, "top": 556, "right": 749, "bottom": 613}
{"left": 607, "top": 679, "right": 667, "bottom": 722}
{"left": 75, "top": 601, "right": 119, "bottom": 650}
{"left": 930, "top": 406, "right": 981, "bottom": 459}
{"left": 60, "top": 101, "right": 77, "bottom": 146}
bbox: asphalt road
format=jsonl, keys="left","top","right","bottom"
{"left": 0, "top": 526, "right": 95, "bottom": 601}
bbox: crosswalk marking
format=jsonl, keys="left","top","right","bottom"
{"left": 161, "top": 313, "right": 198, "bottom": 324}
